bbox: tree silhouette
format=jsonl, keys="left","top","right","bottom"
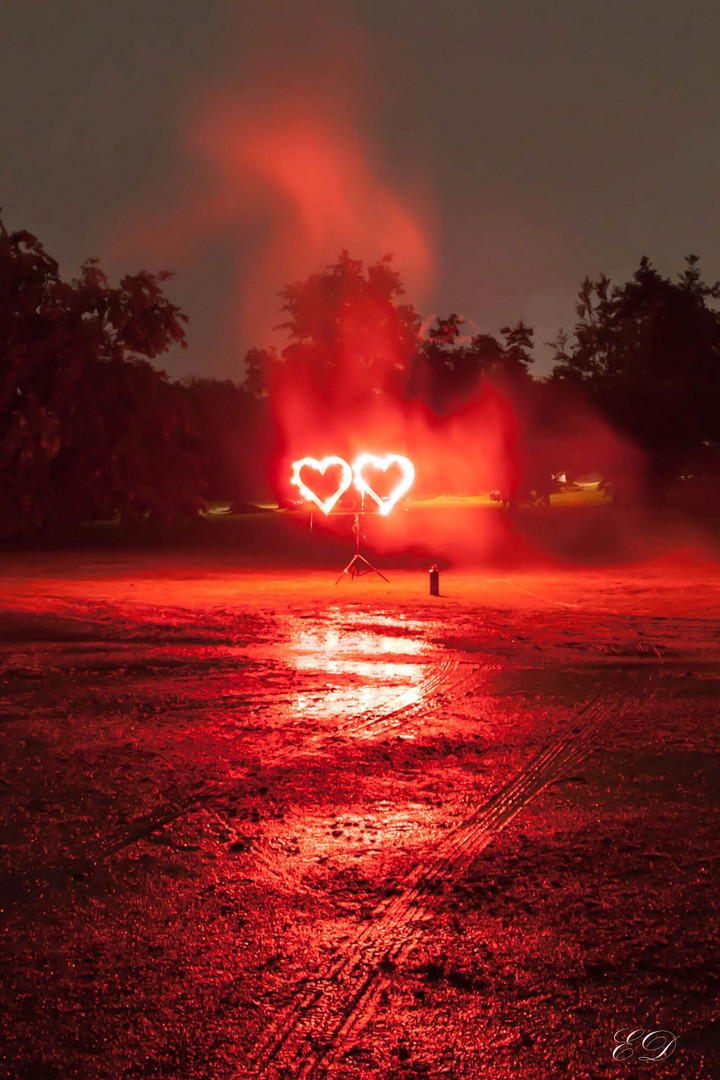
{"left": 243, "top": 251, "right": 421, "bottom": 407}
{"left": 0, "top": 213, "right": 202, "bottom": 530}
{"left": 181, "top": 377, "right": 273, "bottom": 505}
{"left": 552, "top": 255, "right": 720, "bottom": 483}
{"left": 413, "top": 316, "right": 535, "bottom": 416}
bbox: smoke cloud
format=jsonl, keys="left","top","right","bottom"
{"left": 114, "top": 1, "right": 433, "bottom": 363}
{"left": 112, "top": 1, "right": 680, "bottom": 567}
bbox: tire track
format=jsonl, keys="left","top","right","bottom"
{"left": 269, "top": 657, "right": 494, "bottom": 758}
{"left": 0, "top": 657, "right": 491, "bottom": 913}
{"left": 0, "top": 790, "right": 201, "bottom": 912}
{"left": 244, "top": 690, "right": 644, "bottom": 1078}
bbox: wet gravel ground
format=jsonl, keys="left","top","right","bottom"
{"left": 0, "top": 557, "right": 719, "bottom": 1079}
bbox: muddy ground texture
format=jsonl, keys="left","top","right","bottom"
{"left": 0, "top": 553, "right": 719, "bottom": 1079}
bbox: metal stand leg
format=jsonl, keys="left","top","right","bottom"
{"left": 335, "top": 514, "right": 389, "bottom": 584}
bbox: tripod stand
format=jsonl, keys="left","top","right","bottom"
{"left": 335, "top": 512, "right": 389, "bottom": 584}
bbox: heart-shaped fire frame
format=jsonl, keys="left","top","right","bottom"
{"left": 290, "top": 453, "right": 414, "bottom": 515}
{"left": 290, "top": 456, "right": 354, "bottom": 515}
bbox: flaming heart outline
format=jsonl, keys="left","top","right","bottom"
{"left": 290, "top": 456, "right": 354, "bottom": 515}
{"left": 352, "top": 453, "right": 415, "bottom": 515}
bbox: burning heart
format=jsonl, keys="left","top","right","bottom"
{"left": 290, "top": 454, "right": 415, "bottom": 515}
{"left": 352, "top": 453, "right": 415, "bottom": 516}
{"left": 291, "top": 456, "right": 354, "bottom": 515}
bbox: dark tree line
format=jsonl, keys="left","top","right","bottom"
{"left": 410, "top": 314, "right": 534, "bottom": 417}
{"left": 551, "top": 255, "right": 720, "bottom": 490}
{"left": 0, "top": 215, "right": 202, "bottom": 530}
{"left": 2, "top": 209, "right": 720, "bottom": 532}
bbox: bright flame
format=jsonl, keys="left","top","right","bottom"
{"left": 290, "top": 453, "right": 416, "bottom": 515}
{"left": 353, "top": 453, "right": 415, "bottom": 516}
{"left": 290, "top": 456, "right": 353, "bottom": 515}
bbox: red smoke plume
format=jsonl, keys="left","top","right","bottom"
{"left": 112, "top": 6, "right": 654, "bottom": 565}
{"left": 114, "top": 5, "right": 432, "bottom": 360}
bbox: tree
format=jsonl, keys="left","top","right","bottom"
{"left": 409, "top": 313, "right": 477, "bottom": 414}
{"left": 243, "top": 251, "right": 422, "bottom": 407}
{"left": 181, "top": 377, "right": 273, "bottom": 505}
{"left": 498, "top": 320, "right": 535, "bottom": 377}
{"left": 552, "top": 256, "right": 720, "bottom": 481}
{"left": 411, "top": 316, "right": 535, "bottom": 416}
{"left": 0, "top": 213, "right": 202, "bottom": 530}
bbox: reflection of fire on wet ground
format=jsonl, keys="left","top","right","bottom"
{"left": 1, "top": 568, "right": 719, "bottom": 1078}
{"left": 281, "top": 614, "right": 432, "bottom": 719}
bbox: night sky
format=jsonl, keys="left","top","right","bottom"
{"left": 2, "top": 0, "right": 719, "bottom": 377}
